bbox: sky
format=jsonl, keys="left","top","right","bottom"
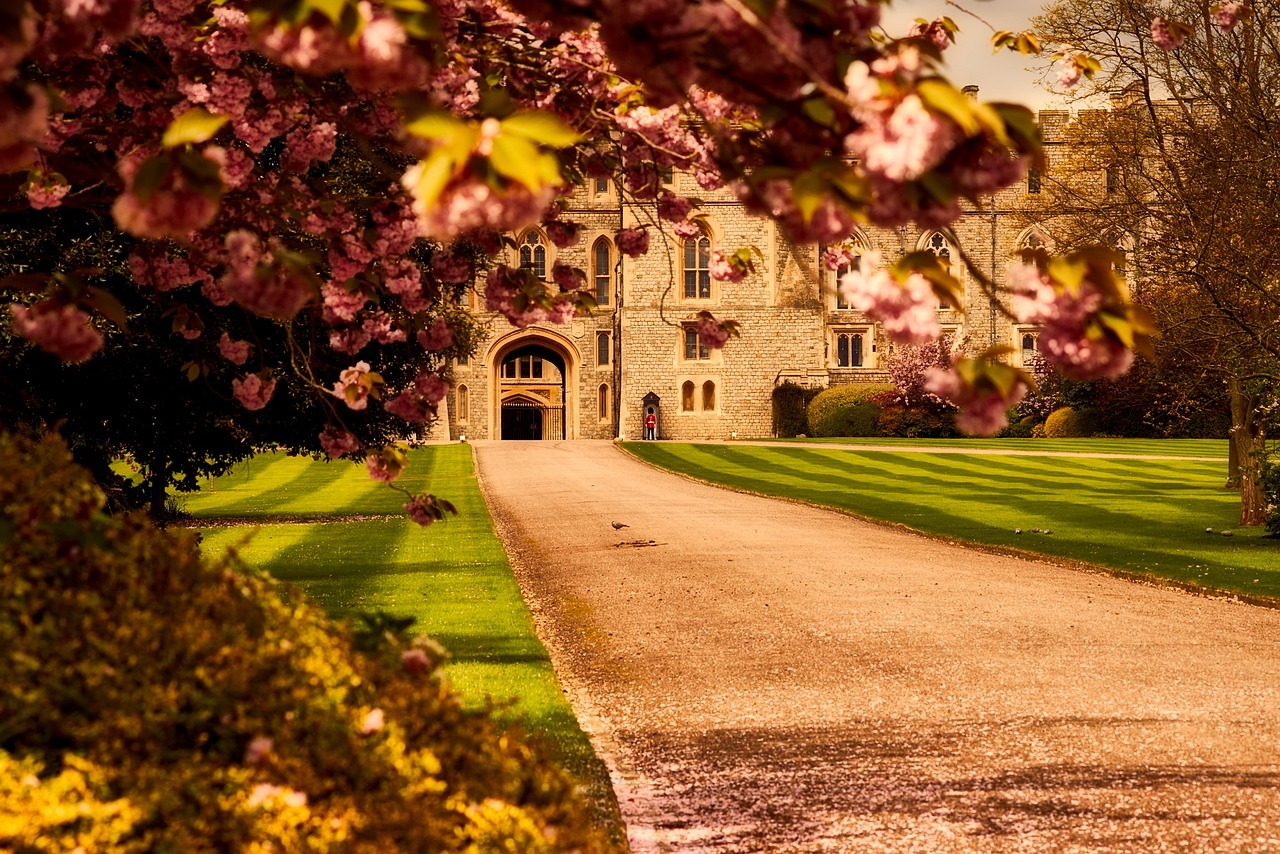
{"left": 878, "top": 0, "right": 1068, "bottom": 109}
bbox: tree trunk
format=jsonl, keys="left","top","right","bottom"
{"left": 146, "top": 455, "right": 169, "bottom": 519}
{"left": 1226, "top": 435, "right": 1240, "bottom": 488}
{"left": 1228, "top": 376, "right": 1267, "bottom": 526}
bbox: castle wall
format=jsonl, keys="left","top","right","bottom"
{"left": 447, "top": 110, "right": 1085, "bottom": 441}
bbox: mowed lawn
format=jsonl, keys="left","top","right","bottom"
{"left": 622, "top": 439, "right": 1280, "bottom": 602}
{"left": 184, "top": 445, "right": 618, "bottom": 834}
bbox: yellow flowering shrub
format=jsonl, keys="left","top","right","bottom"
{"left": 0, "top": 432, "right": 606, "bottom": 852}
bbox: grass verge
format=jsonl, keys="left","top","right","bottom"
{"left": 621, "top": 440, "right": 1278, "bottom": 602}
{"left": 184, "top": 445, "right": 624, "bottom": 847}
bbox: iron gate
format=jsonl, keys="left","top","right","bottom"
{"left": 500, "top": 401, "right": 565, "bottom": 440}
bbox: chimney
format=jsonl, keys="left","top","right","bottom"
{"left": 962, "top": 85, "right": 979, "bottom": 100}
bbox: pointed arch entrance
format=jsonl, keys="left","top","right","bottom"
{"left": 488, "top": 329, "right": 580, "bottom": 440}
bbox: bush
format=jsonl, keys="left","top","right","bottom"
{"left": 807, "top": 383, "right": 893, "bottom": 436}
{"left": 999, "top": 415, "right": 1038, "bottom": 439}
{"left": 0, "top": 432, "right": 606, "bottom": 853}
{"left": 1043, "top": 406, "right": 1102, "bottom": 438}
{"left": 772, "top": 382, "right": 820, "bottom": 438}
{"left": 812, "top": 401, "right": 882, "bottom": 438}
{"left": 875, "top": 404, "right": 960, "bottom": 438}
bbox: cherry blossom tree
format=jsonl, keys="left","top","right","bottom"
{"left": 0, "top": 0, "right": 1196, "bottom": 514}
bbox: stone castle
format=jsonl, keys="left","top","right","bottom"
{"left": 445, "top": 108, "right": 1083, "bottom": 442}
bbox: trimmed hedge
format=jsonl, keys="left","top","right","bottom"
{"left": 0, "top": 433, "right": 606, "bottom": 853}
{"left": 1044, "top": 406, "right": 1102, "bottom": 438}
{"left": 807, "top": 384, "right": 893, "bottom": 437}
{"left": 812, "top": 401, "right": 882, "bottom": 438}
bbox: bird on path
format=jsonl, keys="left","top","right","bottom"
{"left": 611, "top": 521, "right": 629, "bottom": 530}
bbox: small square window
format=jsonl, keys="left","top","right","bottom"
{"left": 683, "top": 327, "right": 710, "bottom": 361}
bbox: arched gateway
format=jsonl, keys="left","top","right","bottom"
{"left": 487, "top": 329, "right": 579, "bottom": 440}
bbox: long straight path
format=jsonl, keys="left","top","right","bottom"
{"left": 474, "top": 440, "right": 1280, "bottom": 853}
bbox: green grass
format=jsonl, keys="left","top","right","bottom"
{"left": 768, "top": 436, "right": 1229, "bottom": 458}
{"left": 184, "top": 446, "right": 621, "bottom": 843}
{"left": 622, "top": 440, "right": 1279, "bottom": 602}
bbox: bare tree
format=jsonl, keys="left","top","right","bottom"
{"left": 1031, "top": 0, "right": 1280, "bottom": 524}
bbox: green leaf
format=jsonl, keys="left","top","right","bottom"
{"left": 404, "top": 110, "right": 463, "bottom": 141}
{"left": 501, "top": 112, "right": 581, "bottom": 148}
{"left": 490, "top": 135, "right": 564, "bottom": 191}
{"left": 162, "top": 108, "right": 229, "bottom": 149}
{"left": 131, "top": 155, "right": 172, "bottom": 202}
{"left": 1047, "top": 255, "right": 1088, "bottom": 291}
{"left": 917, "top": 78, "right": 980, "bottom": 136}
{"left": 739, "top": 0, "right": 779, "bottom": 17}
{"left": 0, "top": 273, "right": 51, "bottom": 293}
{"left": 1099, "top": 312, "right": 1135, "bottom": 348}
{"left": 82, "top": 287, "right": 129, "bottom": 332}
{"left": 791, "top": 172, "right": 827, "bottom": 225}
{"left": 800, "top": 96, "right": 837, "bottom": 129}
{"left": 407, "top": 151, "right": 454, "bottom": 212}
{"left": 307, "top": 0, "right": 348, "bottom": 26}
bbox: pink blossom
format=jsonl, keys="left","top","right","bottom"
{"left": 484, "top": 266, "right": 547, "bottom": 327}
{"left": 365, "top": 452, "right": 402, "bottom": 483}
{"left": 696, "top": 313, "right": 731, "bottom": 350}
{"left": 10, "top": 301, "right": 103, "bottom": 363}
{"left": 319, "top": 427, "right": 360, "bottom": 459}
{"left": 545, "top": 220, "right": 580, "bottom": 248}
{"left": 358, "top": 708, "right": 384, "bottom": 735}
{"left": 838, "top": 253, "right": 941, "bottom": 345}
{"left": 26, "top": 173, "right": 70, "bottom": 209}
{"left": 403, "top": 492, "right": 455, "bottom": 526}
{"left": 220, "top": 231, "right": 313, "bottom": 320}
{"left": 330, "top": 327, "right": 372, "bottom": 355}
{"left": 553, "top": 263, "right": 584, "bottom": 291}
{"left": 616, "top": 227, "right": 650, "bottom": 257}
{"left": 217, "top": 332, "right": 250, "bottom": 365}
{"left": 908, "top": 18, "right": 952, "bottom": 50}
{"left": 430, "top": 249, "right": 471, "bottom": 284}
{"left": 416, "top": 317, "right": 454, "bottom": 351}
{"left": 111, "top": 151, "right": 221, "bottom": 239}
{"left": 248, "top": 784, "right": 307, "bottom": 808}
{"left": 1009, "top": 261, "right": 1135, "bottom": 380}
{"left": 709, "top": 250, "right": 746, "bottom": 283}
{"left": 232, "top": 372, "right": 276, "bottom": 411}
{"left": 823, "top": 246, "right": 856, "bottom": 272}
{"left": 283, "top": 121, "right": 337, "bottom": 173}
{"left": 1150, "top": 17, "right": 1186, "bottom": 50}
{"left": 657, "top": 192, "right": 693, "bottom": 223}
{"left": 362, "top": 311, "right": 405, "bottom": 344}
{"left": 320, "top": 282, "right": 366, "bottom": 323}
{"left": 845, "top": 94, "right": 961, "bottom": 183}
{"left": 671, "top": 219, "right": 701, "bottom": 239}
{"left": 1056, "top": 57, "right": 1083, "bottom": 89}
{"left": 331, "top": 361, "right": 374, "bottom": 410}
{"left": 244, "top": 736, "right": 273, "bottom": 766}
{"left": 924, "top": 365, "right": 1027, "bottom": 437}
{"left": 386, "top": 369, "right": 449, "bottom": 422}
{"left": 1212, "top": 2, "right": 1246, "bottom": 31}
{"left": 403, "top": 166, "right": 553, "bottom": 242}
{"left": 402, "top": 647, "right": 431, "bottom": 673}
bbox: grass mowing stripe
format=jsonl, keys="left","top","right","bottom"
{"left": 624, "top": 441, "right": 1279, "bottom": 602}
{"left": 773, "top": 436, "right": 1229, "bottom": 458}
{"left": 187, "top": 446, "right": 622, "bottom": 845}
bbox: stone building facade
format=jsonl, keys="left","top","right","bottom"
{"left": 446, "top": 110, "right": 1079, "bottom": 442}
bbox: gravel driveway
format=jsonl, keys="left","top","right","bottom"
{"left": 474, "top": 440, "right": 1280, "bottom": 853}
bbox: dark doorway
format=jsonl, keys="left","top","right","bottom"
{"left": 501, "top": 402, "right": 545, "bottom": 440}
